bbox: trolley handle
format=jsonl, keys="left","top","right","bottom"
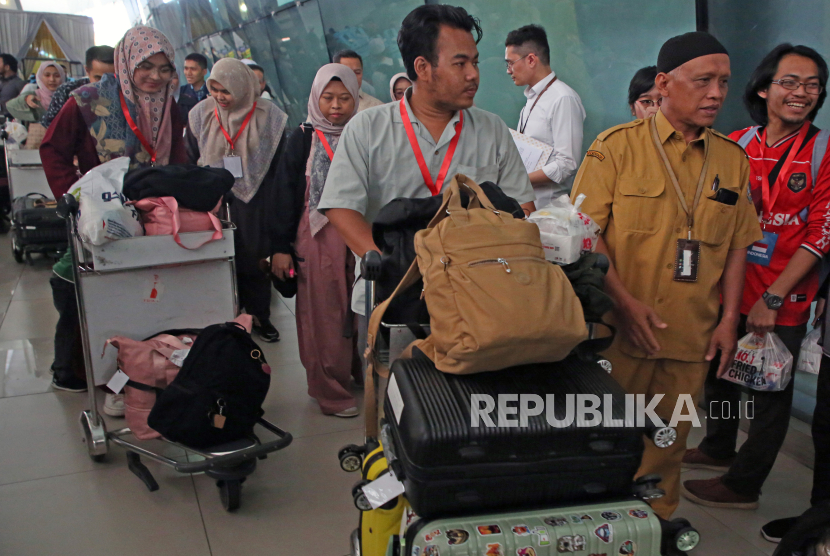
{"left": 57, "top": 193, "right": 79, "bottom": 219}
{"left": 361, "top": 250, "right": 383, "bottom": 282}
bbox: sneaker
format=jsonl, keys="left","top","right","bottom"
{"left": 682, "top": 447, "right": 736, "bottom": 471}
{"left": 681, "top": 476, "right": 759, "bottom": 509}
{"left": 334, "top": 407, "right": 359, "bottom": 418}
{"left": 761, "top": 516, "right": 799, "bottom": 543}
{"left": 254, "top": 319, "right": 280, "bottom": 343}
{"left": 103, "top": 393, "right": 125, "bottom": 417}
{"left": 51, "top": 374, "right": 88, "bottom": 393}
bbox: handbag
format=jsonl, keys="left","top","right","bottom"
{"left": 133, "top": 196, "right": 222, "bottom": 249}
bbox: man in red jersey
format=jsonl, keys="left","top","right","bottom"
{"left": 682, "top": 44, "right": 830, "bottom": 509}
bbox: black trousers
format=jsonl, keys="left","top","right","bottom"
{"left": 812, "top": 354, "right": 830, "bottom": 505}
{"left": 50, "top": 275, "right": 84, "bottom": 382}
{"left": 237, "top": 270, "right": 271, "bottom": 323}
{"left": 698, "top": 315, "right": 806, "bottom": 497}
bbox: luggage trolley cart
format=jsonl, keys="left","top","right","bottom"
{"left": 58, "top": 194, "right": 292, "bottom": 512}
{"left": 5, "top": 145, "right": 66, "bottom": 263}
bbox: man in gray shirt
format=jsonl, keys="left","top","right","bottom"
{"left": 0, "top": 54, "right": 25, "bottom": 117}
{"left": 318, "top": 4, "right": 536, "bottom": 317}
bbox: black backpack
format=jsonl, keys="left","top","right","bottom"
{"left": 147, "top": 321, "right": 270, "bottom": 448}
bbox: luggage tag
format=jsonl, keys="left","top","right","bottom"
{"left": 746, "top": 230, "right": 778, "bottom": 267}
{"left": 674, "top": 239, "right": 700, "bottom": 282}
{"left": 361, "top": 469, "right": 406, "bottom": 509}
{"left": 106, "top": 370, "right": 130, "bottom": 395}
{"left": 223, "top": 155, "right": 243, "bottom": 179}
{"left": 210, "top": 399, "right": 227, "bottom": 429}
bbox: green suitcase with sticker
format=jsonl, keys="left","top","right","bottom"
{"left": 391, "top": 500, "right": 699, "bottom": 556}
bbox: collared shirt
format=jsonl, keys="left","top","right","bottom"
{"left": 358, "top": 90, "right": 384, "bottom": 112}
{"left": 319, "top": 88, "right": 536, "bottom": 313}
{"left": 519, "top": 71, "right": 586, "bottom": 206}
{"left": 41, "top": 77, "right": 90, "bottom": 129}
{"left": 0, "top": 74, "right": 25, "bottom": 115}
{"left": 571, "top": 109, "right": 762, "bottom": 362}
{"left": 731, "top": 124, "right": 830, "bottom": 326}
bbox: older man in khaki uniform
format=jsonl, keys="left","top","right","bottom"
{"left": 571, "top": 32, "right": 763, "bottom": 518}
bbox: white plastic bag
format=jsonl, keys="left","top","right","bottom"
{"left": 722, "top": 332, "right": 793, "bottom": 391}
{"left": 3, "top": 121, "right": 27, "bottom": 147}
{"left": 69, "top": 157, "right": 144, "bottom": 245}
{"left": 527, "top": 194, "right": 600, "bottom": 265}
{"left": 797, "top": 328, "right": 822, "bottom": 375}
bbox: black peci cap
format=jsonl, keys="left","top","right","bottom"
{"left": 657, "top": 31, "right": 729, "bottom": 74}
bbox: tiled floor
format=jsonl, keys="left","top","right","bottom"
{"left": 0, "top": 246, "right": 816, "bottom": 555}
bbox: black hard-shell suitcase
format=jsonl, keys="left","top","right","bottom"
{"left": 10, "top": 193, "right": 66, "bottom": 262}
{"left": 383, "top": 352, "right": 648, "bottom": 519}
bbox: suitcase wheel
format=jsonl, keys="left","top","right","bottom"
{"left": 352, "top": 479, "right": 372, "bottom": 511}
{"left": 338, "top": 444, "right": 365, "bottom": 473}
{"left": 671, "top": 520, "right": 700, "bottom": 552}
{"left": 633, "top": 474, "right": 665, "bottom": 501}
{"left": 651, "top": 426, "right": 677, "bottom": 449}
{"left": 217, "top": 479, "right": 242, "bottom": 512}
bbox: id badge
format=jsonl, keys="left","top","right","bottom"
{"left": 746, "top": 230, "right": 778, "bottom": 267}
{"left": 223, "top": 155, "right": 243, "bottom": 178}
{"left": 674, "top": 239, "right": 700, "bottom": 282}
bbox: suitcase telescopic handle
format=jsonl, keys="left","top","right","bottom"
{"left": 361, "top": 250, "right": 383, "bottom": 281}
{"left": 57, "top": 193, "right": 79, "bottom": 219}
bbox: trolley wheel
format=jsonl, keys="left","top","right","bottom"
{"left": 12, "top": 248, "right": 22, "bottom": 263}
{"left": 339, "top": 444, "right": 364, "bottom": 472}
{"left": 218, "top": 479, "right": 242, "bottom": 512}
{"left": 673, "top": 526, "right": 700, "bottom": 552}
{"left": 91, "top": 453, "right": 106, "bottom": 463}
{"left": 352, "top": 479, "right": 372, "bottom": 511}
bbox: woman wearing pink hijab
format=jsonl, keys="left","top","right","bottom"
{"left": 40, "top": 26, "right": 187, "bottom": 415}
{"left": 6, "top": 61, "right": 65, "bottom": 125}
{"left": 273, "top": 63, "right": 362, "bottom": 417}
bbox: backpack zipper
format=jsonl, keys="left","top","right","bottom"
{"left": 466, "top": 256, "right": 544, "bottom": 274}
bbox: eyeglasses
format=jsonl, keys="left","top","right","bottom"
{"left": 135, "top": 62, "right": 174, "bottom": 77}
{"left": 771, "top": 79, "right": 823, "bottom": 95}
{"left": 637, "top": 98, "right": 662, "bottom": 108}
{"left": 505, "top": 53, "right": 530, "bottom": 71}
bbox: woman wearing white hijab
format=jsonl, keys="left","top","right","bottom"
{"left": 388, "top": 72, "right": 411, "bottom": 102}
{"left": 186, "top": 58, "right": 288, "bottom": 343}
{"left": 273, "top": 64, "right": 361, "bottom": 417}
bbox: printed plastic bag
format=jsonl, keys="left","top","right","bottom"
{"left": 3, "top": 120, "right": 27, "bottom": 148}
{"left": 722, "top": 332, "right": 793, "bottom": 391}
{"left": 797, "top": 328, "right": 822, "bottom": 375}
{"left": 527, "top": 193, "right": 600, "bottom": 265}
{"left": 69, "top": 157, "right": 144, "bottom": 245}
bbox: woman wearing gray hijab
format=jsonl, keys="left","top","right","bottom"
{"left": 273, "top": 64, "right": 361, "bottom": 417}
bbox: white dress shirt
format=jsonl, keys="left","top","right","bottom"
{"left": 518, "top": 71, "right": 585, "bottom": 207}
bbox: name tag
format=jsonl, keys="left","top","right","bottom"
{"left": 674, "top": 239, "right": 700, "bottom": 282}
{"left": 223, "top": 155, "right": 243, "bottom": 178}
{"left": 746, "top": 231, "right": 778, "bottom": 267}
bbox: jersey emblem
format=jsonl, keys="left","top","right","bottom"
{"left": 788, "top": 172, "right": 807, "bottom": 193}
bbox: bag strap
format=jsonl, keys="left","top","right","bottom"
{"left": 158, "top": 196, "right": 223, "bottom": 250}
{"left": 737, "top": 126, "right": 759, "bottom": 149}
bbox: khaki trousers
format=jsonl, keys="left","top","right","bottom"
{"left": 604, "top": 345, "right": 709, "bottom": 519}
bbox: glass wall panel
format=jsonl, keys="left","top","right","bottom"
{"left": 183, "top": 0, "right": 218, "bottom": 41}
{"left": 318, "top": 0, "right": 422, "bottom": 103}
{"left": 264, "top": 0, "right": 331, "bottom": 125}
{"left": 442, "top": 0, "right": 695, "bottom": 152}
{"left": 153, "top": 1, "right": 189, "bottom": 50}
{"left": 243, "top": 22, "right": 288, "bottom": 113}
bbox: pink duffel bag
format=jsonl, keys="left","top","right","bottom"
{"left": 132, "top": 196, "right": 223, "bottom": 249}
{"left": 106, "top": 331, "right": 199, "bottom": 440}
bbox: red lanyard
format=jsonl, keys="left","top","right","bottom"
{"left": 119, "top": 90, "right": 156, "bottom": 164}
{"left": 758, "top": 122, "right": 810, "bottom": 225}
{"left": 400, "top": 97, "right": 463, "bottom": 196}
{"left": 315, "top": 129, "right": 334, "bottom": 161}
{"left": 214, "top": 102, "right": 257, "bottom": 154}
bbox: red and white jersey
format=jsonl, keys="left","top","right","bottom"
{"left": 730, "top": 124, "right": 830, "bottom": 325}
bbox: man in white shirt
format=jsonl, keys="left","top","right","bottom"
{"left": 334, "top": 49, "right": 384, "bottom": 112}
{"left": 505, "top": 24, "right": 586, "bottom": 207}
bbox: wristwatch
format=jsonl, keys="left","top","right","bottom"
{"left": 762, "top": 291, "right": 784, "bottom": 310}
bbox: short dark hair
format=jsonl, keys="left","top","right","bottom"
{"left": 0, "top": 54, "right": 18, "bottom": 74}
{"left": 505, "top": 24, "right": 550, "bottom": 66}
{"left": 628, "top": 66, "right": 658, "bottom": 106}
{"left": 184, "top": 53, "right": 208, "bottom": 70}
{"left": 744, "top": 43, "right": 829, "bottom": 126}
{"left": 249, "top": 64, "right": 264, "bottom": 73}
{"left": 397, "top": 5, "right": 482, "bottom": 81}
{"left": 85, "top": 46, "right": 114, "bottom": 68}
{"left": 333, "top": 50, "right": 362, "bottom": 66}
